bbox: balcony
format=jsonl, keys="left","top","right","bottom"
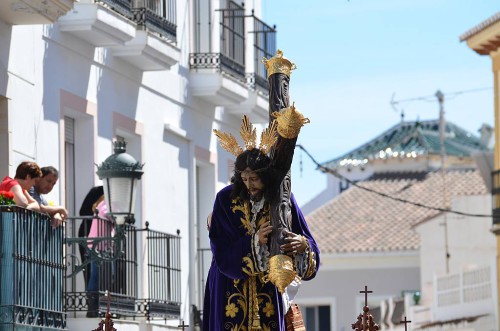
{"left": 432, "top": 264, "right": 495, "bottom": 322}
{"left": 189, "top": 53, "right": 249, "bottom": 106}
{"left": 402, "top": 264, "right": 497, "bottom": 330}
{"left": 189, "top": 0, "right": 248, "bottom": 106}
{"left": 64, "top": 217, "right": 181, "bottom": 323}
{"left": 58, "top": 0, "right": 179, "bottom": 71}
{"left": 225, "top": 14, "right": 275, "bottom": 122}
{"left": 0, "top": 0, "right": 75, "bottom": 25}
{"left": 0, "top": 207, "right": 182, "bottom": 330}
{"left": 0, "top": 207, "right": 65, "bottom": 330}
{"left": 58, "top": 2, "right": 136, "bottom": 47}
{"left": 109, "top": 30, "right": 180, "bottom": 70}
{"left": 189, "top": 1, "right": 276, "bottom": 114}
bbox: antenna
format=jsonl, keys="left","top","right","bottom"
{"left": 390, "top": 92, "right": 405, "bottom": 123}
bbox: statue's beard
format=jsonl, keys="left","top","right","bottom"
{"left": 249, "top": 190, "right": 263, "bottom": 201}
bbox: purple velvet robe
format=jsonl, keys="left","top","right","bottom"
{"left": 202, "top": 185, "right": 320, "bottom": 331}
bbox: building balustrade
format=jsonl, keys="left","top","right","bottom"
{"left": 190, "top": 0, "right": 275, "bottom": 117}
{"left": 189, "top": 0, "right": 276, "bottom": 85}
{"left": 59, "top": 0, "right": 179, "bottom": 70}
{"left": 0, "top": 207, "right": 182, "bottom": 329}
{"left": 99, "top": 0, "right": 177, "bottom": 41}
{"left": 190, "top": 0, "right": 275, "bottom": 85}
{"left": 98, "top": 0, "right": 133, "bottom": 20}
{"left": 64, "top": 217, "right": 181, "bottom": 320}
{"left": 0, "top": 206, "right": 66, "bottom": 330}
{"left": 249, "top": 13, "right": 275, "bottom": 94}
{"left": 374, "top": 263, "right": 496, "bottom": 329}
{"left": 190, "top": 53, "right": 246, "bottom": 82}
{"left": 433, "top": 264, "right": 495, "bottom": 321}
{"left": 196, "top": 248, "right": 212, "bottom": 314}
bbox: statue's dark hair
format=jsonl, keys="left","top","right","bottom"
{"left": 230, "top": 149, "right": 277, "bottom": 202}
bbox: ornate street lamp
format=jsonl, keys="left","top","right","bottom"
{"left": 96, "top": 140, "right": 144, "bottom": 226}
{"left": 66, "top": 140, "right": 143, "bottom": 277}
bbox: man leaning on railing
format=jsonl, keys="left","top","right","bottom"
{"left": 28, "top": 166, "right": 68, "bottom": 228}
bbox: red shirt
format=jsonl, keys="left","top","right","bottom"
{"left": 0, "top": 176, "right": 19, "bottom": 192}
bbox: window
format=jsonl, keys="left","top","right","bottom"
{"left": 64, "top": 116, "right": 76, "bottom": 216}
{"left": 304, "top": 305, "right": 331, "bottom": 331}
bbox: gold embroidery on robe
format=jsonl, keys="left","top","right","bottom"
{"left": 223, "top": 198, "right": 277, "bottom": 330}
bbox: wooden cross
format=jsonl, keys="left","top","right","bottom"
{"left": 400, "top": 316, "right": 412, "bottom": 331}
{"left": 359, "top": 285, "right": 373, "bottom": 307}
{"left": 178, "top": 320, "right": 189, "bottom": 330}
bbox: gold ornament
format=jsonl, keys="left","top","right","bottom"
{"left": 268, "top": 254, "right": 296, "bottom": 293}
{"left": 214, "top": 115, "right": 278, "bottom": 157}
{"left": 262, "top": 49, "right": 297, "bottom": 78}
{"left": 240, "top": 115, "right": 257, "bottom": 151}
{"left": 272, "top": 102, "right": 310, "bottom": 139}
{"left": 213, "top": 130, "right": 243, "bottom": 157}
{"left": 259, "top": 120, "right": 278, "bottom": 156}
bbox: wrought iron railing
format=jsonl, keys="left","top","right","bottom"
{"left": 140, "top": 224, "right": 181, "bottom": 319}
{"left": 97, "top": 0, "right": 177, "bottom": 42}
{"left": 220, "top": 1, "right": 245, "bottom": 71}
{"left": 98, "top": 0, "right": 133, "bottom": 20}
{"left": 143, "top": 0, "right": 177, "bottom": 42}
{"left": 190, "top": 247, "right": 212, "bottom": 328}
{"left": 190, "top": 0, "right": 246, "bottom": 81}
{"left": 196, "top": 248, "right": 212, "bottom": 309}
{"left": 190, "top": 53, "right": 246, "bottom": 82}
{"left": 492, "top": 169, "right": 500, "bottom": 224}
{"left": 64, "top": 217, "right": 181, "bottom": 320}
{"left": 249, "top": 12, "right": 276, "bottom": 93}
{"left": 0, "top": 206, "right": 66, "bottom": 330}
{"left": 64, "top": 216, "right": 138, "bottom": 317}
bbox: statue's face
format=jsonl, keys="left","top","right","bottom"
{"left": 241, "top": 167, "right": 265, "bottom": 200}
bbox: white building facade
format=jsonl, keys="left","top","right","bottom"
{"left": 0, "top": 0, "right": 278, "bottom": 330}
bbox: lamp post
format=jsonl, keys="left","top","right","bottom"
{"left": 66, "top": 140, "right": 143, "bottom": 277}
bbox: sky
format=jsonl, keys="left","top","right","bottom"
{"left": 261, "top": 0, "right": 498, "bottom": 207}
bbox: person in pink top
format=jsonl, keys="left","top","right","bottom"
{"left": 0, "top": 161, "right": 42, "bottom": 211}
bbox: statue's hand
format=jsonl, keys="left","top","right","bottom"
{"left": 280, "top": 230, "right": 308, "bottom": 256}
{"left": 257, "top": 221, "right": 273, "bottom": 245}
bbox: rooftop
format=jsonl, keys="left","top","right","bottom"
{"left": 306, "top": 169, "right": 487, "bottom": 254}
{"left": 321, "top": 120, "right": 488, "bottom": 170}
{"left": 459, "top": 12, "right": 500, "bottom": 42}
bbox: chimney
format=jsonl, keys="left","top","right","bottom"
{"left": 479, "top": 123, "right": 494, "bottom": 148}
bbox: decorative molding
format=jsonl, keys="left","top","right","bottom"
{"left": 113, "top": 112, "right": 144, "bottom": 136}
{"left": 164, "top": 123, "right": 190, "bottom": 141}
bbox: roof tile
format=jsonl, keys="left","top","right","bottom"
{"left": 306, "top": 169, "right": 487, "bottom": 254}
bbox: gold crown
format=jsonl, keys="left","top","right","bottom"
{"left": 272, "top": 102, "right": 310, "bottom": 139}
{"left": 214, "top": 115, "right": 278, "bottom": 157}
{"left": 262, "top": 49, "right": 297, "bottom": 78}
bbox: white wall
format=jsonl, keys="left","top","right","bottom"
{"left": 298, "top": 252, "right": 420, "bottom": 331}
{"left": 1, "top": 0, "right": 276, "bottom": 328}
{"left": 414, "top": 194, "right": 495, "bottom": 306}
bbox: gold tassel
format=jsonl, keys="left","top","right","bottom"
{"left": 249, "top": 276, "right": 262, "bottom": 330}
